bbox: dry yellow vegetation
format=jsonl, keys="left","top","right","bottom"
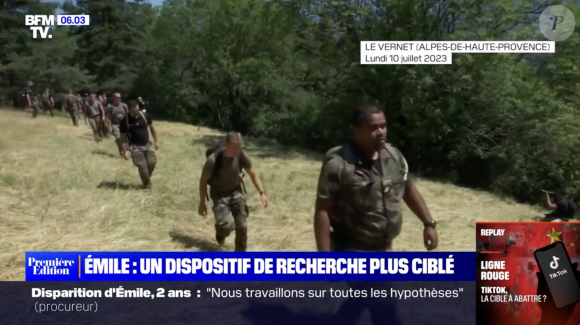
{"left": 0, "top": 109, "right": 543, "bottom": 280}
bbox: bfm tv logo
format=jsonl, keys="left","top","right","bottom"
{"left": 28, "top": 257, "right": 75, "bottom": 275}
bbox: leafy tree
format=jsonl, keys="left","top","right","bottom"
{"left": 2, "top": 0, "right": 580, "bottom": 204}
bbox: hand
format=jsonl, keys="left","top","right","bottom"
{"left": 154, "top": 142, "right": 159, "bottom": 150}
{"left": 423, "top": 227, "right": 438, "bottom": 250}
{"left": 198, "top": 203, "right": 207, "bottom": 216}
{"left": 123, "top": 151, "right": 130, "bottom": 160}
{"left": 537, "top": 262, "right": 580, "bottom": 325}
{"left": 260, "top": 193, "right": 269, "bottom": 208}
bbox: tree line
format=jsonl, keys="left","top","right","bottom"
{"left": 1, "top": 0, "right": 580, "bottom": 204}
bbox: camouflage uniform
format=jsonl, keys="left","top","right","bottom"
{"left": 65, "top": 94, "right": 82, "bottom": 126}
{"left": 76, "top": 94, "right": 84, "bottom": 121}
{"left": 202, "top": 151, "right": 251, "bottom": 251}
{"left": 107, "top": 102, "right": 128, "bottom": 155}
{"left": 318, "top": 142, "right": 407, "bottom": 325}
{"left": 40, "top": 91, "right": 54, "bottom": 117}
{"left": 317, "top": 142, "right": 408, "bottom": 251}
{"left": 24, "top": 87, "right": 40, "bottom": 117}
{"left": 100, "top": 98, "right": 110, "bottom": 138}
{"left": 85, "top": 101, "right": 104, "bottom": 142}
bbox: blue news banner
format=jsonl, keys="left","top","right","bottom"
{"left": 3, "top": 252, "right": 475, "bottom": 324}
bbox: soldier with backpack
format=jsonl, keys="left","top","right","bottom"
{"left": 120, "top": 100, "right": 159, "bottom": 189}
{"left": 198, "top": 132, "right": 268, "bottom": 252}
{"left": 107, "top": 93, "right": 129, "bottom": 156}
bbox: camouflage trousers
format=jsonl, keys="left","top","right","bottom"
{"left": 101, "top": 118, "right": 110, "bottom": 139}
{"left": 29, "top": 100, "right": 40, "bottom": 118}
{"left": 111, "top": 124, "right": 124, "bottom": 155}
{"left": 68, "top": 110, "right": 79, "bottom": 126}
{"left": 33, "top": 102, "right": 53, "bottom": 117}
{"left": 41, "top": 102, "right": 54, "bottom": 117}
{"left": 130, "top": 142, "right": 157, "bottom": 188}
{"left": 211, "top": 190, "right": 249, "bottom": 251}
{"left": 87, "top": 116, "right": 104, "bottom": 142}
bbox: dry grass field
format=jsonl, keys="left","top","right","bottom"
{"left": 0, "top": 109, "right": 544, "bottom": 280}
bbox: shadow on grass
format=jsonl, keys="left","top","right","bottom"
{"left": 97, "top": 181, "right": 141, "bottom": 190}
{"left": 169, "top": 230, "right": 223, "bottom": 252}
{"left": 191, "top": 134, "right": 324, "bottom": 161}
{"left": 92, "top": 150, "right": 118, "bottom": 158}
{"left": 241, "top": 303, "right": 334, "bottom": 325}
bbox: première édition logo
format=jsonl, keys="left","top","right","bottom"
{"left": 28, "top": 257, "right": 75, "bottom": 275}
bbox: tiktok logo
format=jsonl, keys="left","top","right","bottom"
{"left": 550, "top": 256, "right": 560, "bottom": 269}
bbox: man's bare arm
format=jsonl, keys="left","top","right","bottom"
{"left": 149, "top": 124, "right": 159, "bottom": 144}
{"left": 245, "top": 167, "right": 265, "bottom": 194}
{"left": 199, "top": 165, "right": 211, "bottom": 204}
{"left": 403, "top": 181, "right": 434, "bottom": 225}
{"left": 99, "top": 104, "right": 106, "bottom": 118}
{"left": 120, "top": 134, "right": 128, "bottom": 151}
{"left": 199, "top": 157, "right": 215, "bottom": 204}
{"left": 545, "top": 193, "right": 557, "bottom": 210}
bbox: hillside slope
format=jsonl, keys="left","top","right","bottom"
{"left": 0, "top": 109, "right": 542, "bottom": 280}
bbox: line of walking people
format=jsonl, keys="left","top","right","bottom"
{"left": 61, "top": 94, "right": 441, "bottom": 257}
{"left": 64, "top": 90, "right": 158, "bottom": 190}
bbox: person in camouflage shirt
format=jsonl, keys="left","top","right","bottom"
{"left": 40, "top": 88, "right": 55, "bottom": 117}
{"left": 314, "top": 104, "right": 438, "bottom": 252}
{"left": 315, "top": 104, "right": 439, "bottom": 325}
{"left": 84, "top": 93, "right": 106, "bottom": 142}
{"left": 98, "top": 94, "right": 110, "bottom": 138}
{"left": 23, "top": 81, "right": 40, "bottom": 117}
{"left": 64, "top": 89, "right": 83, "bottom": 126}
{"left": 107, "top": 93, "right": 129, "bottom": 156}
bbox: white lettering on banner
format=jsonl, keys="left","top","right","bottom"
{"left": 28, "top": 257, "right": 75, "bottom": 275}
{"left": 84, "top": 256, "right": 130, "bottom": 274}
{"left": 30, "top": 256, "right": 460, "bottom": 276}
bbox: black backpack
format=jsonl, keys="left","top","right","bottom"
{"left": 204, "top": 145, "right": 246, "bottom": 201}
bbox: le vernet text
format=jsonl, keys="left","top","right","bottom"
{"left": 78, "top": 256, "right": 456, "bottom": 275}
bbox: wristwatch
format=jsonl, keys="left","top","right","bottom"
{"left": 424, "top": 220, "right": 437, "bottom": 229}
